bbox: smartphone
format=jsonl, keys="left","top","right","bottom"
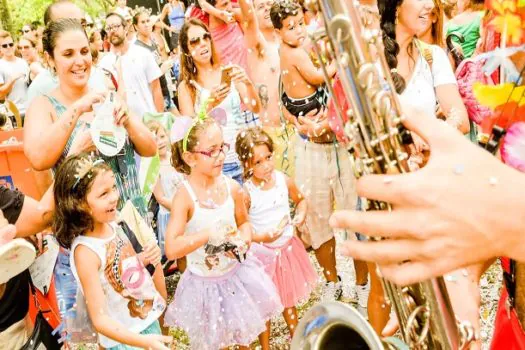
{"left": 221, "top": 66, "right": 233, "bottom": 86}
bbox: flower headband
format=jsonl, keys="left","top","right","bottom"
{"left": 73, "top": 156, "right": 105, "bottom": 189}
{"left": 170, "top": 100, "right": 210, "bottom": 152}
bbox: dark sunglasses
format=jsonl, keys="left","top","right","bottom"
{"left": 1, "top": 42, "right": 14, "bottom": 48}
{"left": 189, "top": 33, "right": 211, "bottom": 46}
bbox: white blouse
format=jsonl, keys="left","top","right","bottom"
{"left": 400, "top": 44, "right": 457, "bottom": 119}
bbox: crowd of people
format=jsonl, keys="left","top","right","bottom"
{"left": 0, "top": 0, "right": 524, "bottom": 348}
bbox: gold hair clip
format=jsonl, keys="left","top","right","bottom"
{"left": 73, "top": 156, "right": 105, "bottom": 189}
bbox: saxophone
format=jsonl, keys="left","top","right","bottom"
{"left": 291, "top": 0, "right": 476, "bottom": 349}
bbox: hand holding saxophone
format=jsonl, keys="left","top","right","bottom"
{"left": 329, "top": 108, "right": 525, "bottom": 285}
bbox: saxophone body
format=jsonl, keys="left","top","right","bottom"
{"left": 291, "top": 0, "right": 475, "bottom": 348}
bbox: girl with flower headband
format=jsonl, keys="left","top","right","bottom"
{"left": 163, "top": 114, "right": 282, "bottom": 349}
{"left": 53, "top": 153, "right": 171, "bottom": 350}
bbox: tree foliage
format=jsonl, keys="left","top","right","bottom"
{"left": 1, "top": 0, "right": 116, "bottom": 35}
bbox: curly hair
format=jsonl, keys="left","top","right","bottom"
{"left": 53, "top": 153, "right": 111, "bottom": 249}
{"left": 270, "top": 0, "right": 301, "bottom": 30}
{"left": 378, "top": 0, "right": 406, "bottom": 93}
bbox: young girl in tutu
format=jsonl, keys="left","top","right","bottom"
{"left": 163, "top": 117, "right": 282, "bottom": 349}
{"left": 148, "top": 121, "right": 184, "bottom": 256}
{"left": 53, "top": 153, "right": 171, "bottom": 350}
{"left": 236, "top": 127, "right": 317, "bottom": 336}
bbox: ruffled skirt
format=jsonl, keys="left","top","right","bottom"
{"left": 250, "top": 237, "right": 318, "bottom": 308}
{"left": 164, "top": 254, "right": 283, "bottom": 349}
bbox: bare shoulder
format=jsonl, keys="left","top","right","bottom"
{"left": 26, "top": 94, "right": 55, "bottom": 123}
{"left": 227, "top": 177, "right": 243, "bottom": 197}
{"left": 73, "top": 244, "right": 101, "bottom": 268}
{"left": 178, "top": 80, "right": 191, "bottom": 93}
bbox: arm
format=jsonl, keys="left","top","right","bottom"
{"left": 150, "top": 79, "right": 165, "bottom": 113}
{"left": 30, "top": 62, "right": 45, "bottom": 78}
{"left": 431, "top": 46, "right": 469, "bottom": 134}
{"left": 231, "top": 180, "right": 252, "bottom": 243}
{"left": 123, "top": 111, "right": 157, "bottom": 157}
{"left": 159, "top": 5, "right": 173, "bottom": 31}
{"left": 286, "top": 175, "right": 307, "bottom": 225}
{"left": 297, "top": 109, "right": 330, "bottom": 138}
{"left": 75, "top": 246, "right": 157, "bottom": 348}
{"left": 177, "top": 81, "right": 197, "bottom": 116}
{"left": 0, "top": 74, "right": 23, "bottom": 99}
{"left": 153, "top": 179, "right": 172, "bottom": 210}
{"left": 14, "top": 186, "right": 54, "bottom": 238}
{"left": 197, "top": 0, "right": 226, "bottom": 19}
{"left": 164, "top": 189, "right": 209, "bottom": 260}
{"left": 232, "top": 68, "right": 261, "bottom": 114}
{"left": 238, "top": 0, "right": 265, "bottom": 51}
{"left": 152, "top": 263, "right": 168, "bottom": 301}
{"left": 293, "top": 49, "right": 336, "bottom": 86}
{"left": 24, "top": 97, "right": 81, "bottom": 171}
{"left": 435, "top": 84, "right": 470, "bottom": 134}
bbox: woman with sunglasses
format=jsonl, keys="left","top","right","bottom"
{"left": 18, "top": 37, "right": 44, "bottom": 86}
{"left": 178, "top": 19, "right": 260, "bottom": 184}
{"left": 0, "top": 31, "right": 29, "bottom": 119}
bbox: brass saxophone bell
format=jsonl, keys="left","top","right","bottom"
{"left": 291, "top": 302, "right": 389, "bottom": 350}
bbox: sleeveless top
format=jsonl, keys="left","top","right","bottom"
{"left": 191, "top": 81, "right": 243, "bottom": 164}
{"left": 446, "top": 12, "right": 483, "bottom": 59}
{"left": 210, "top": 23, "right": 249, "bottom": 74}
{"left": 168, "top": 2, "right": 185, "bottom": 31}
{"left": 245, "top": 171, "right": 293, "bottom": 248}
{"left": 182, "top": 176, "right": 238, "bottom": 277}
{"left": 47, "top": 95, "right": 146, "bottom": 215}
{"left": 70, "top": 223, "right": 165, "bottom": 348}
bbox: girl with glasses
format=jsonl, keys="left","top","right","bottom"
{"left": 164, "top": 117, "right": 282, "bottom": 350}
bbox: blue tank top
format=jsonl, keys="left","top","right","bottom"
{"left": 168, "top": 3, "right": 185, "bottom": 31}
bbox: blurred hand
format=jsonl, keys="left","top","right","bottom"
{"left": 329, "top": 105, "right": 525, "bottom": 285}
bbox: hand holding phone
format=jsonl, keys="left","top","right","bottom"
{"left": 221, "top": 66, "right": 233, "bottom": 87}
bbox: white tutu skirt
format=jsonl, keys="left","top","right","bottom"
{"left": 164, "top": 254, "right": 283, "bottom": 349}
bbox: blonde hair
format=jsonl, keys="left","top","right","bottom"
{"left": 146, "top": 120, "right": 167, "bottom": 136}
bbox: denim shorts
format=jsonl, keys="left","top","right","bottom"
{"left": 222, "top": 161, "right": 243, "bottom": 185}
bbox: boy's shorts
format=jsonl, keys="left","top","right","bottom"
{"left": 295, "top": 139, "right": 357, "bottom": 249}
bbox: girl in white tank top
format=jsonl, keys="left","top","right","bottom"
{"left": 236, "top": 127, "right": 317, "bottom": 337}
{"left": 53, "top": 154, "right": 170, "bottom": 349}
{"left": 163, "top": 119, "right": 282, "bottom": 349}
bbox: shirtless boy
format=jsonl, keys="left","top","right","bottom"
{"left": 271, "top": 1, "right": 336, "bottom": 120}
{"left": 270, "top": 0, "right": 357, "bottom": 301}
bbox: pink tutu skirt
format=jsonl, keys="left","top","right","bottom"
{"left": 249, "top": 236, "right": 318, "bottom": 308}
{"left": 164, "top": 254, "right": 283, "bottom": 349}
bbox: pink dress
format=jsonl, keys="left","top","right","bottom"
{"left": 246, "top": 171, "right": 318, "bottom": 308}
